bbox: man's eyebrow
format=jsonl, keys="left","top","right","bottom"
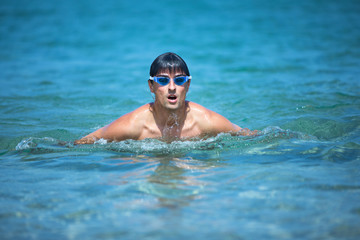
{"left": 157, "top": 73, "right": 185, "bottom": 77}
{"left": 157, "top": 73, "right": 170, "bottom": 77}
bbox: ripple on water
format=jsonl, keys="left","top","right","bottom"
{"left": 282, "top": 117, "right": 359, "bottom": 140}
{"left": 14, "top": 126, "right": 316, "bottom": 156}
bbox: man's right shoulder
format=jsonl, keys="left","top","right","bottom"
{"left": 106, "top": 103, "right": 152, "bottom": 140}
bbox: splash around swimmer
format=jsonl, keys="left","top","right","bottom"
{"left": 75, "top": 52, "right": 257, "bottom": 144}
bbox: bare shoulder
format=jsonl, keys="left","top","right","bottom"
{"left": 76, "top": 104, "right": 152, "bottom": 144}
{"left": 188, "top": 101, "right": 233, "bottom": 124}
{"left": 104, "top": 103, "right": 152, "bottom": 140}
{"left": 113, "top": 103, "right": 151, "bottom": 124}
{"left": 188, "top": 101, "right": 241, "bottom": 134}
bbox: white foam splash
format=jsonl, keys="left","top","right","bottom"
{"left": 16, "top": 137, "right": 37, "bottom": 150}
{"left": 15, "top": 137, "right": 70, "bottom": 151}
{"left": 95, "top": 138, "right": 108, "bottom": 145}
{"left": 15, "top": 127, "right": 317, "bottom": 154}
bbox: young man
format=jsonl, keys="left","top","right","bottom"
{"left": 75, "top": 52, "right": 257, "bottom": 144}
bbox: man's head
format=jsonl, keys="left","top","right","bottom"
{"left": 149, "top": 52, "right": 190, "bottom": 77}
{"left": 148, "top": 52, "right": 191, "bottom": 111}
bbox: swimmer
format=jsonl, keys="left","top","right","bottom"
{"left": 75, "top": 52, "right": 257, "bottom": 144}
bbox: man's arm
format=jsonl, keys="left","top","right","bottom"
{"left": 202, "top": 108, "right": 258, "bottom": 137}
{"left": 74, "top": 126, "right": 106, "bottom": 145}
{"left": 74, "top": 113, "right": 140, "bottom": 145}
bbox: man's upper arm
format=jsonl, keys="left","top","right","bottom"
{"left": 211, "top": 111, "right": 241, "bottom": 133}
{"left": 210, "top": 113, "right": 258, "bottom": 136}
{"left": 198, "top": 110, "right": 239, "bottom": 136}
{"left": 100, "top": 115, "right": 141, "bottom": 141}
{"left": 75, "top": 114, "right": 139, "bottom": 144}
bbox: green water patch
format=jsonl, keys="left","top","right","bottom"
{"left": 281, "top": 117, "right": 358, "bottom": 140}
{"left": 0, "top": 129, "right": 78, "bottom": 152}
{"left": 322, "top": 142, "right": 360, "bottom": 162}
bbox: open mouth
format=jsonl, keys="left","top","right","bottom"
{"left": 168, "top": 95, "right": 177, "bottom": 102}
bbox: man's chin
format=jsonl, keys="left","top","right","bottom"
{"left": 166, "top": 105, "right": 179, "bottom": 110}
{"left": 165, "top": 102, "right": 181, "bottom": 110}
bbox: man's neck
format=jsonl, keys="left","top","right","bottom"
{"left": 151, "top": 101, "right": 188, "bottom": 138}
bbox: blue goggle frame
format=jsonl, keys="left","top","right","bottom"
{"left": 149, "top": 76, "right": 192, "bottom": 86}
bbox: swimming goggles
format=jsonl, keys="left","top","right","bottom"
{"left": 149, "top": 76, "right": 191, "bottom": 86}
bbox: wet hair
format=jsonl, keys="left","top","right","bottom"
{"left": 149, "top": 52, "right": 190, "bottom": 77}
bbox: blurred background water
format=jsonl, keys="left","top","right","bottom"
{"left": 0, "top": 0, "right": 359, "bottom": 239}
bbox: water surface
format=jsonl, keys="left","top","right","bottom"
{"left": 1, "top": 0, "right": 360, "bottom": 239}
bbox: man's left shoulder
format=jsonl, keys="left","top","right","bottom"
{"left": 188, "top": 101, "right": 211, "bottom": 114}
{"left": 188, "top": 101, "right": 240, "bottom": 133}
{"left": 188, "top": 101, "right": 223, "bottom": 119}
{"left": 188, "top": 101, "right": 226, "bottom": 126}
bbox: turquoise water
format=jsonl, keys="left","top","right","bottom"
{"left": 1, "top": 0, "right": 360, "bottom": 239}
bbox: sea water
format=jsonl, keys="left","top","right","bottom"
{"left": 0, "top": 0, "right": 360, "bottom": 239}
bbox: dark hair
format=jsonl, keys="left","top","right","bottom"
{"left": 150, "top": 52, "right": 190, "bottom": 77}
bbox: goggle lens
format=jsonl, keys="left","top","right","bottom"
{"left": 174, "top": 76, "right": 187, "bottom": 85}
{"left": 152, "top": 76, "right": 190, "bottom": 86}
{"left": 157, "top": 77, "right": 170, "bottom": 85}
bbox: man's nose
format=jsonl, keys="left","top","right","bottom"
{"left": 168, "top": 79, "right": 176, "bottom": 90}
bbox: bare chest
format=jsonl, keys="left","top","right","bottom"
{"left": 138, "top": 120, "right": 202, "bottom": 140}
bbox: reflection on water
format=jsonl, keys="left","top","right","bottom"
{"left": 103, "top": 154, "right": 227, "bottom": 208}
{"left": 2, "top": 125, "right": 359, "bottom": 239}
{"left": 13, "top": 125, "right": 316, "bottom": 211}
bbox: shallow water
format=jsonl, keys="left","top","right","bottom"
{"left": 1, "top": 0, "right": 360, "bottom": 239}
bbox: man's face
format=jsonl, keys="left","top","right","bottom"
{"left": 149, "top": 70, "right": 190, "bottom": 111}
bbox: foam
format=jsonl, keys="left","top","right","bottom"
{"left": 15, "top": 127, "right": 318, "bottom": 155}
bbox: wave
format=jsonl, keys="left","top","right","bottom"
{"left": 14, "top": 126, "right": 317, "bottom": 155}
{"left": 15, "top": 137, "right": 73, "bottom": 151}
